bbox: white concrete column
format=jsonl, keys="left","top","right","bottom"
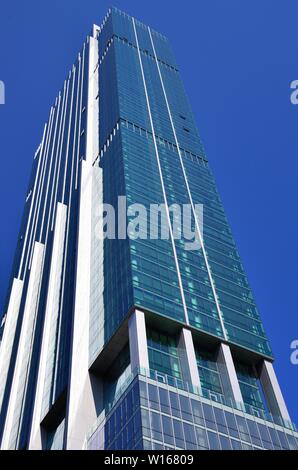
{"left": 1, "top": 242, "right": 45, "bottom": 450}
{"left": 217, "top": 343, "right": 244, "bottom": 408}
{"left": 65, "top": 163, "right": 101, "bottom": 450}
{"left": 28, "top": 203, "right": 67, "bottom": 450}
{"left": 64, "top": 158, "right": 102, "bottom": 450}
{"left": 0, "top": 279, "right": 24, "bottom": 414}
{"left": 65, "top": 35, "right": 101, "bottom": 451}
{"left": 260, "top": 360, "right": 291, "bottom": 424}
{"left": 178, "top": 328, "right": 201, "bottom": 394}
{"left": 128, "top": 309, "right": 149, "bottom": 373}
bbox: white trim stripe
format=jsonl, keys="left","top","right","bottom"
{"left": 62, "top": 68, "right": 76, "bottom": 203}
{"left": 18, "top": 124, "right": 47, "bottom": 279}
{"left": 26, "top": 106, "right": 54, "bottom": 271}
{"left": 132, "top": 18, "right": 189, "bottom": 325}
{"left": 148, "top": 27, "right": 227, "bottom": 340}
{"left": 75, "top": 46, "right": 86, "bottom": 190}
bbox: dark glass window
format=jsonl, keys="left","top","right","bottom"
{"left": 150, "top": 411, "right": 162, "bottom": 442}
{"left": 183, "top": 423, "right": 196, "bottom": 445}
{"left": 170, "top": 391, "right": 181, "bottom": 418}
{"left": 147, "top": 328, "right": 182, "bottom": 379}
{"left": 195, "top": 426, "right": 208, "bottom": 449}
{"left": 202, "top": 403, "right": 217, "bottom": 431}
{"left": 195, "top": 346, "right": 223, "bottom": 397}
{"left": 179, "top": 395, "right": 192, "bottom": 422}
{"left": 225, "top": 411, "right": 239, "bottom": 439}
{"left": 173, "top": 419, "right": 185, "bottom": 448}
{"left": 207, "top": 431, "right": 220, "bottom": 449}
{"left": 219, "top": 434, "right": 232, "bottom": 450}
{"left": 162, "top": 415, "right": 174, "bottom": 445}
{"left": 148, "top": 384, "right": 159, "bottom": 410}
{"left": 234, "top": 361, "right": 265, "bottom": 412}
{"left": 191, "top": 399, "right": 204, "bottom": 426}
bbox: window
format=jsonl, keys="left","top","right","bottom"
{"left": 219, "top": 434, "right": 232, "bottom": 450}
{"left": 213, "top": 407, "right": 227, "bottom": 434}
{"left": 202, "top": 403, "right": 216, "bottom": 431}
{"left": 173, "top": 419, "right": 184, "bottom": 445}
{"left": 191, "top": 399, "right": 204, "bottom": 426}
{"left": 150, "top": 411, "right": 162, "bottom": 442}
{"left": 147, "top": 328, "right": 182, "bottom": 380}
{"left": 170, "top": 392, "right": 180, "bottom": 418}
{"left": 207, "top": 431, "right": 220, "bottom": 449}
{"left": 224, "top": 411, "right": 239, "bottom": 439}
{"left": 179, "top": 395, "right": 192, "bottom": 422}
{"left": 195, "top": 427, "right": 208, "bottom": 449}
{"left": 162, "top": 415, "right": 174, "bottom": 445}
{"left": 159, "top": 388, "right": 171, "bottom": 414}
{"left": 235, "top": 416, "right": 250, "bottom": 443}
{"left": 235, "top": 361, "right": 266, "bottom": 412}
{"left": 231, "top": 439, "right": 242, "bottom": 450}
{"left": 195, "top": 347, "right": 223, "bottom": 397}
{"left": 141, "top": 409, "right": 151, "bottom": 438}
{"left": 246, "top": 419, "right": 262, "bottom": 447}
{"left": 183, "top": 423, "right": 196, "bottom": 445}
{"left": 277, "top": 430, "right": 290, "bottom": 450}
{"left": 148, "top": 384, "right": 159, "bottom": 410}
{"left": 268, "top": 427, "right": 281, "bottom": 449}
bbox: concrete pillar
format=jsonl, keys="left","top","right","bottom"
{"left": 128, "top": 309, "right": 149, "bottom": 373}
{"left": 217, "top": 343, "right": 244, "bottom": 408}
{"left": 65, "top": 35, "right": 102, "bottom": 450}
{"left": 178, "top": 328, "right": 202, "bottom": 394}
{"left": 260, "top": 360, "right": 291, "bottom": 424}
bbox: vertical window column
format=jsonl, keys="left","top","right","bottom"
{"left": 217, "top": 343, "right": 244, "bottom": 409}
{"left": 259, "top": 360, "right": 291, "bottom": 425}
{"left": 128, "top": 309, "right": 149, "bottom": 373}
{"left": 178, "top": 328, "right": 201, "bottom": 394}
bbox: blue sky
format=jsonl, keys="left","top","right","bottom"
{"left": 0, "top": 0, "right": 297, "bottom": 424}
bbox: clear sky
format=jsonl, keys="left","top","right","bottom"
{"left": 0, "top": 0, "right": 297, "bottom": 424}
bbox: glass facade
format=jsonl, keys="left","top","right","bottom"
{"left": 86, "top": 7, "right": 297, "bottom": 450}
{"left": 94, "top": 7, "right": 272, "bottom": 358}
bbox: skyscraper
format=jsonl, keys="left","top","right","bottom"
{"left": 0, "top": 7, "right": 297, "bottom": 450}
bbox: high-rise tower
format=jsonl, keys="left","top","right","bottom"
{"left": 0, "top": 7, "right": 297, "bottom": 450}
